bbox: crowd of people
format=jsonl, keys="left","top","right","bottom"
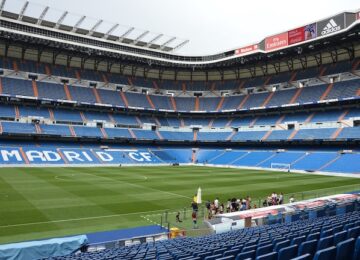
{"left": 175, "top": 192, "right": 296, "bottom": 228}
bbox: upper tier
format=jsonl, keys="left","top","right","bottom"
{"left": 0, "top": 57, "right": 359, "bottom": 113}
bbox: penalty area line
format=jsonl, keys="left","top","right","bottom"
{"left": 0, "top": 209, "right": 169, "bottom": 229}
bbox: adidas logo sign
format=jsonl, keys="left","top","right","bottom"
{"left": 321, "top": 19, "right": 341, "bottom": 36}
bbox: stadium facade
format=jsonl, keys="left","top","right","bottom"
{"left": 0, "top": 5, "right": 358, "bottom": 173}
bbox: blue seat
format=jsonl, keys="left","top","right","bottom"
{"left": 317, "top": 235, "right": 333, "bottom": 250}
{"left": 213, "top": 249, "right": 227, "bottom": 255}
{"left": 320, "top": 229, "right": 333, "bottom": 238}
{"left": 196, "top": 252, "right": 212, "bottom": 259}
{"left": 256, "top": 244, "right": 273, "bottom": 256}
{"left": 291, "top": 236, "right": 306, "bottom": 246}
{"left": 336, "top": 238, "right": 355, "bottom": 260}
{"left": 278, "top": 244, "right": 298, "bottom": 260}
{"left": 242, "top": 245, "right": 257, "bottom": 252}
{"left": 298, "top": 239, "right": 317, "bottom": 257}
{"left": 313, "top": 246, "right": 336, "bottom": 260}
{"left": 255, "top": 251, "right": 277, "bottom": 260}
{"left": 235, "top": 250, "right": 256, "bottom": 260}
{"left": 204, "top": 254, "right": 222, "bottom": 260}
{"left": 223, "top": 249, "right": 240, "bottom": 257}
{"left": 290, "top": 254, "right": 312, "bottom": 260}
{"left": 307, "top": 232, "right": 320, "bottom": 241}
{"left": 348, "top": 227, "right": 360, "bottom": 239}
{"left": 274, "top": 240, "right": 290, "bottom": 252}
{"left": 333, "top": 230, "right": 347, "bottom": 245}
{"left": 353, "top": 236, "right": 360, "bottom": 260}
{"left": 215, "top": 256, "right": 233, "bottom": 260}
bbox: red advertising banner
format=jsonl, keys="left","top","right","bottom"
{"left": 288, "top": 26, "right": 305, "bottom": 45}
{"left": 265, "top": 32, "right": 288, "bottom": 51}
{"left": 235, "top": 44, "right": 259, "bottom": 55}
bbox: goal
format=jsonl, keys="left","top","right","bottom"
{"left": 270, "top": 163, "right": 291, "bottom": 171}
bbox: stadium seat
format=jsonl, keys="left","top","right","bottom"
{"left": 335, "top": 237, "right": 355, "bottom": 260}
{"left": 290, "top": 254, "right": 312, "bottom": 260}
{"left": 278, "top": 244, "right": 298, "bottom": 260}
{"left": 274, "top": 240, "right": 290, "bottom": 252}
{"left": 298, "top": 240, "right": 318, "bottom": 257}
{"left": 256, "top": 244, "right": 273, "bottom": 256}
{"left": 317, "top": 235, "right": 333, "bottom": 250}
{"left": 255, "top": 251, "right": 277, "bottom": 260}
{"left": 313, "top": 246, "right": 336, "bottom": 260}
{"left": 291, "top": 236, "right": 306, "bottom": 246}
{"left": 204, "top": 254, "right": 222, "bottom": 260}
{"left": 235, "top": 250, "right": 256, "bottom": 260}
{"left": 333, "top": 230, "right": 347, "bottom": 245}
{"left": 348, "top": 227, "right": 360, "bottom": 239}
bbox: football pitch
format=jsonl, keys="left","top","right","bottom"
{"left": 0, "top": 166, "right": 360, "bottom": 244}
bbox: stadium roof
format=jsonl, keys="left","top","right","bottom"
{"left": 0, "top": 0, "right": 189, "bottom": 52}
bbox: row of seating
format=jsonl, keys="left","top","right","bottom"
{"left": 0, "top": 77, "right": 359, "bottom": 112}
{"left": 0, "top": 104, "right": 359, "bottom": 128}
{"left": 45, "top": 209, "right": 360, "bottom": 260}
{"left": 2, "top": 58, "right": 358, "bottom": 91}
{"left": 1, "top": 121, "right": 359, "bottom": 143}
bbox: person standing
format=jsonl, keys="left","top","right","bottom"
{"left": 192, "top": 211, "right": 198, "bottom": 229}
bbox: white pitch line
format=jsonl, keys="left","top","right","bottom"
{"left": 74, "top": 170, "right": 191, "bottom": 200}
{"left": 0, "top": 209, "right": 169, "bottom": 229}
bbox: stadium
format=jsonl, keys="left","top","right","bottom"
{"left": 0, "top": 0, "right": 359, "bottom": 259}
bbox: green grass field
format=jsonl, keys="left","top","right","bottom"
{"left": 0, "top": 166, "right": 360, "bottom": 244}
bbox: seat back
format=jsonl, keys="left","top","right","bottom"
{"left": 278, "top": 244, "right": 298, "bottom": 260}
{"left": 313, "top": 246, "right": 336, "bottom": 260}
{"left": 291, "top": 236, "right": 306, "bottom": 246}
{"left": 256, "top": 244, "right": 273, "bottom": 257}
{"left": 335, "top": 238, "right": 355, "bottom": 260}
{"left": 348, "top": 227, "right": 360, "bottom": 239}
{"left": 255, "top": 251, "right": 277, "bottom": 260}
{"left": 235, "top": 250, "right": 256, "bottom": 260}
{"left": 298, "top": 239, "right": 317, "bottom": 257}
{"left": 290, "top": 253, "right": 312, "bottom": 260}
{"left": 274, "top": 239, "right": 290, "bottom": 252}
{"left": 317, "top": 235, "right": 333, "bottom": 250}
{"left": 333, "top": 230, "right": 347, "bottom": 245}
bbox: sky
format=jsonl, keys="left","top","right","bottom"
{"left": 4, "top": 0, "right": 360, "bottom": 55}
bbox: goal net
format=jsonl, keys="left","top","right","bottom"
{"left": 271, "top": 163, "right": 291, "bottom": 171}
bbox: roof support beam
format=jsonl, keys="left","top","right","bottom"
{"left": 146, "top": 34, "right": 163, "bottom": 47}
{"left": 37, "top": 6, "right": 49, "bottom": 25}
{"left": 160, "top": 37, "right": 176, "bottom": 50}
{"left": 71, "top": 15, "right": 86, "bottom": 32}
{"left": 18, "top": 1, "right": 29, "bottom": 20}
{"left": 0, "top": 0, "right": 6, "bottom": 15}
{"left": 88, "top": 19, "right": 103, "bottom": 36}
{"left": 55, "top": 11, "right": 68, "bottom": 29}
{"left": 119, "top": 27, "right": 134, "bottom": 41}
{"left": 104, "top": 24, "right": 119, "bottom": 39}
{"left": 133, "top": 31, "right": 149, "bottom": 44}
{"left": 172, "top": 40, "right": 189, "bottom": 52}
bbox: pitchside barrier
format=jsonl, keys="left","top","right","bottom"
{"left": 144, "top": 184, "right": 360, "bottom": 238}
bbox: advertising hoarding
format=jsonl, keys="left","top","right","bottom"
{"left": 265, "top": 32, "right": 288, "bottom": 51}
{"left": 235, "top": 44, "right": 259, "bottom": 55}
{"left": 317, "top": 14, "right": 345, "bottom": 37}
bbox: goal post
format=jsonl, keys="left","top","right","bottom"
{"left": 270, "top": 163, "right": 291, "bottom": 171}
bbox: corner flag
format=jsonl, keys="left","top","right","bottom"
{"left": 196, "top": 187, "right": 202, "bottom": 204}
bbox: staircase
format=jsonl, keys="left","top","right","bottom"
{"left": 338, "top": 110, "right": 348, "bottom": 121}
{"left": 276, "top": 115, "right": 285, "bottom": 125}
{"left": 19, "top": 147, "right": 29, "bottom": 164}
{"left": 35, "top": 124, "right": 42, "bottom": 134}
{"left": 146, "top": 95, "right": 156, "bottom": 109}
{"left": 226, "top": 118, "right": 233, "bottom": 128}
{"left": 0, "top": 122, "right": 2, "bottom": 134}
{"left": 320, "top": 83, "right": 334, "bottom": 100}
{"left": 216, "top": 97, "right": 225, "bottom": 111}
{"left": 127, "top": 77, "right": 133, "bottom": 86}
{"left": 120, "top": 92, "right": 129, "bottom": 107}
{"left": 261, "top": 92, "right": 275, "bottom": 107}
{"left": 195, "top": 97, "right": 200, "bottom": 111}
{"left": 153, "top": 81, "right": 160, "bottom": 90}
{"left": 0, "top": 77, "right": 3, "bottom": 94}
{"left": 182, "top": 82, "right": 186, "bottom": 92}
{"left": 318, "top": 154, "right": 341, "bottom": 171}
{"left": 75, "top": 70, "right": 81, "bottom": 81}
{"left": 15, "top": 106, "right": 20, "bottom": 118}
{"left": 288, "top": 129, "right": 298, "bottom": 140}
{"left": 208, "top": 119, "right": 214, "bottom": 128}
{"left": 193, "top": 130, "right": 198, "bottom": 141}
{"left": 249, "top": 117, "right": 258, "bottom": 127}
{"left": 289, "top": 88, "right": 302, "bottom": 104}
{"left": 100, "top": 128, "right": 108, "bottom": 139}
{"left": 69, "top": 126, "right": 76, "bottom": 137}
{"left": 226, "top": 131, "right": 237, "bottom": 141}
{"left": 92, "top": 88, "right": 102, "bottom": 103}
{"left": 32, "top": 80, "right": 39, "bottom": 97}
{"left": 237, "top": 94, "right": 250, "bottom": 109}
{"left": 305, "top": 113, "right": 315, "bottom": 123}
{"left": 13, "top": 60, "right": 19, "bottom": 72}
{"left": 128, "top": 129, "right": 136, "bottom": 139}
{"left": 80, "top": 112, "right": 87, "bottom": 123}
{"left": 289, "top": 71, "right": 298, "bottom": 82}
{"left": 48, "top": 108, "right": 55, "bottom": 121}
{"left": 102, "top": 74, "right": 109, "bottom": 84}
{"left": 170, "top": 96, "right": 177, "bottom": 111}
{"left": 45, "top": 64, "right": 52, "bottom": 76}
{"left": 261, "top": 130, "right": 272, "bottom": 141}
{"left": 63, "top": 84, "right": 72, "bottom": 101}
{"left": 156, "top": 131, "right": 163, "bottom": 140}
{"left": 331, "top": 128, "right": 343, "bottom": 140}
